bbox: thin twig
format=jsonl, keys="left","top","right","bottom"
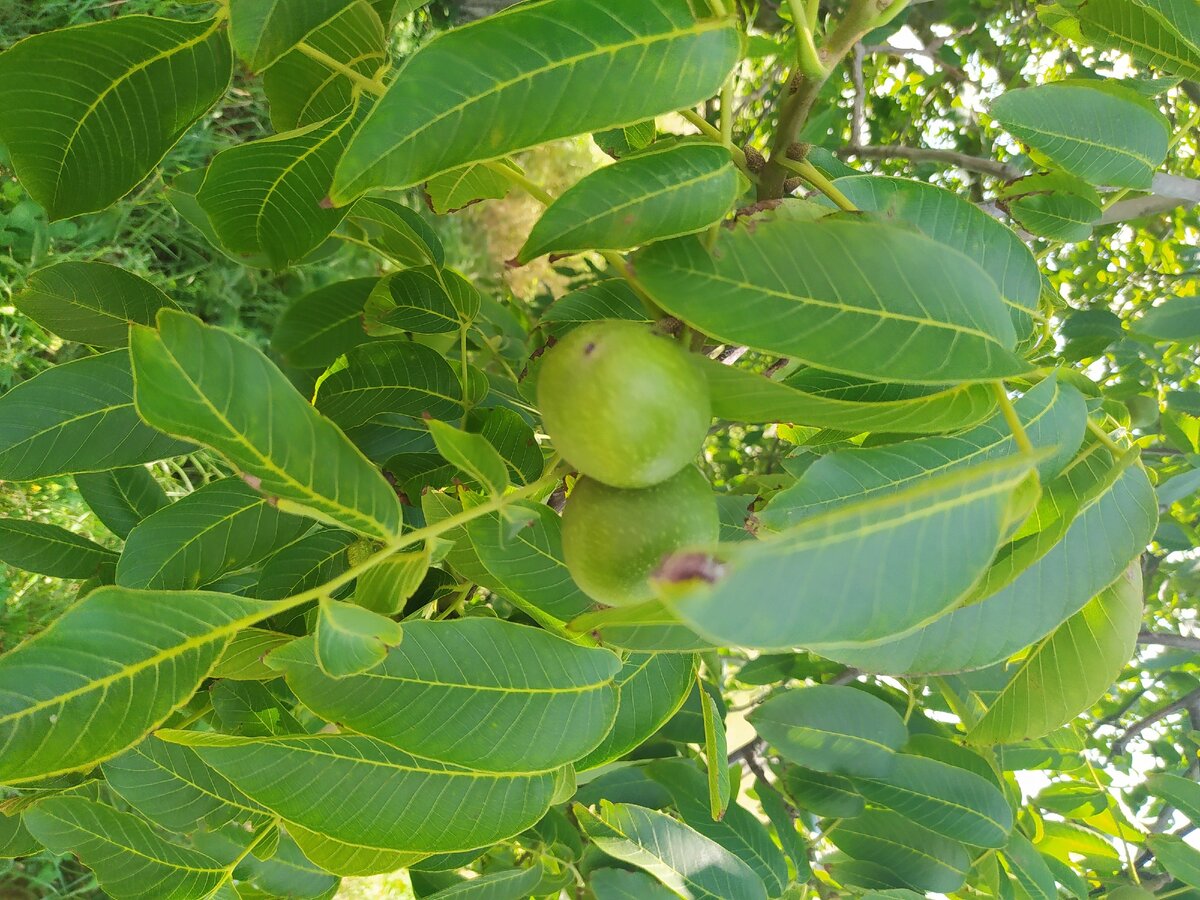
{"left": 1112, "top": 687, "right": 1200, "bottom": 754}
{"left": 1138, "top": 632, "right": 1200, "bottom": 652}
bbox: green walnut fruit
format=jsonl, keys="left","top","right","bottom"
{"left": 562, "top": 465, "right": 719, "bottom": 606}
{"left": 537, "top": 319, "right": 711, "bottom": 488}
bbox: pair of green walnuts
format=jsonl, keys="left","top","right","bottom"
{"left": 537, "top": 320, "right": 720, "bottom": 607}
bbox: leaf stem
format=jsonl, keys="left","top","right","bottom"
{"left": 777, "top": 156, "right": 857, "bottom": 210}
{"left": 484, "top": 160, "right": 555, "bottom": 205}
{"left": 678, "top": 109, "right": 754, "bottom": 179}
{"left": 992, "top": 382, "right": 1034, "bottom": 455}
{"left": 1086, "top": 417, "right": 1128, "bottom": 456}
{"left": 294, "top": 42, "right": 388, "bottom": 96}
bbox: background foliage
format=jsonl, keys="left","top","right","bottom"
{"left": 0, "top": 0, "right": 1198, "bottom": 897}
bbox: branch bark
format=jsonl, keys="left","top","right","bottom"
{"left": 836, "top": 143, "right": 1022, "bottom": 179}
{"left": 1138, "top": 631, "right": 1200, "bottom": 652}
{"left": 1112, "top": 686, "right": 1200, "bottom": 754}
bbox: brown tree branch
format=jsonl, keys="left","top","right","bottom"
{"left": 1112, "top": 686, "right": 1200, "bottom": 755}
{"left": 1138, "top": 631, "right": 1200, "bottom": 653}
{"left": 836, "top": 143, "right": 1022, "bottom": 179}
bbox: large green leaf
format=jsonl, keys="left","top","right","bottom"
{"left": 273, "top": 277, "right": 381, "bottom": 369}
{"left": 854, "top": 753, "right": 1013, "bottom": 848}
{"left": 419, "top": 864, "right": 545, "bottom": 899}
{"left": 519, "top": 142, "right": 739, "bottom": 262}
{"left": 349, "top": 198, "right": 446, "bottom": 269}
{"left": 314, "top": 597, "right": 404, "bottom": 677}
{"left": 575, "top": 653, "right": 696, "bottom": 770}
{"left": 288, "top": 823, "right": 425, "bottom": 877}
{"left": 1001, "top": 833, "right": 1058, "bottom": 899}
{"left": 776, "top": 765, "right": 865, "bottom": 817}
{"left": 102, "top": 735, "right": 269, "bottom": 833}
{"left": 263, "top": 1, "right": 386, "bottom": 131}
{"left": 760, "top": 375, "right": 1084, "bottom": 529}
{"left": 0, "top": 350, "right": 192, "bottom": 482}
{"left": 131, "top": 310, "right": 403, "bottom": 540}
{"left": 647, "top": 760, "right": 789, "bottom": 897}
{"left": 269, "top": 618, "right": 621, "bottom": 771}
{"left": 314, "top": 339, "right": 464, "bottom": 429}
{"left": 13, "top": 262, "right": 178, "bottom": 348}
{"left": 748, "top": 684, "right": 908, "bottom": 779}
{"left": 423, "top": 163, "right": 514, "bottom": 214}
{"left": 331, "top": 0, "right": 740, "bottom": 201}
{"left": 116, "top": 478, "right": 307, "bottom": 590}
{"left": 0, "top": 586, "right": 272, "bottom": 784}
{"left": 830, "top": 176, "right": 1041, "bottom": 331}
{"left": 1075, "top": 0, "right": 1200, "bottom": 80}
{"left": 665, "top": 455, "right": 1032, "bottom": 651}
{"left": 990, "top": 82, "right": 1169, "bottom": 189}
{"left": 1147, "top": 834, "right": 1200, "bottom": 888}
{"left": 198, "top": 104, "right": 360, "bottom": 269}
{"left": 1147, "top": 773, "right": 1200, "bottom": 827}
{"left": 229, "top": 0, "right": 356, "bottom": 71}
{"left": 158, "top": 731, "right": 556, "bottom": 853}
{"left": 75, "top": 466, "right": 170, "bottom": 540}
{"left": 23, "top": 797, "right": 231, "bottom": 900}
{"left": 1135, "top": 295, "right": 1200, "bottom": 341}
{"left": 539, "top": 280, "right": 649, "bottom": 337}
{"left": 568, "top": 600, "right": 716, "bottom": 653}
{"left": 590, "top": 868, "right": 679, "bottom": 900}
{"left": 969, "top": 570, "right": 1142, "bottom": 743}
{"left": 256, "top": 528, "right": 357, "bottom": 600}
{"left": 574, "top": 801, "right": 769, "bottom": 900}
{"left": 0, "top": 519, "right": 116, "bottom": 579}
{"left": 824, "top": 455, "right": 1157, "bottom": 674}
{"left": 467, "top": 502, "right": 596, "bottom": 624}
{"left": 702, "top": 358, "right": 998, "bottom": 434}
{"left": 637, "top": 219, "right": 1026, "bottom": 384}
{"left": 0, "top": 15, "right": 232, "bottom": 220}
{"left": 829, "top": 810, "right": 969, "bottom": 894}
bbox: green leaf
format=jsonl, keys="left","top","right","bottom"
{"left": 753, "top": 778, "right": 811, "bottom": 883}
{"left": 828, "top": 809, "right": 969, "bottom": 894}
{"left": 268, "top": 618, "right": 620, "bottom": 771}
{"left": 830, "top": 175, "right": 1041, "bottom": 331}
{"left": 0, "top": 814, "right": 41, "bottom": 859}
{"left": 263, "top": 1, "right": 386, "bottom": 131}
{"left": 854, "top": 753, "right": 1013, "bottom": 848}
{"left": 331, "top": 0, "right": 740, "bottom": 201}
{"left": 969, "top": 570, "right": 1143, "bottom": 743}
{"left": 826, "top": 455, "right": 1157, "bottom": 674}
{"left": 991, "top": 82, "right": 1169, "bottom": 189}
{"left": 748, "top": 685, "right": 908, "bottom": 779}
{"left": 273, "top": 277, "right": 380, "bottom": 369}
{"left": 315, "top": 597, "right": 404, "bottom": 677}
{"left": 1075, "top": 0, "right": 1200, "bottom": 80}
{"left": 701, "top": 358, "right": 998, "bottom": 434}
{"left": 1001, "top": 833, "right": 1058, "bottom": 899}
{"left": 224, "top": 829, "right": 338, "bottom": 898}
{"left": 574, "top": 801, "right": 769, "bottom": 900}
{"left": 314, "top": 339, "right": 464, "bottom": 429}
{"left": 665, "top": 455, "right": 1032, "bottom": 651}
{"left": 102, "top": 734, "right": 268, "bottom": 832}
{"left": 0, "top": 15, "right": 232, "bottom": 220}
{"left": 23, "top": 797, "right": 230, "bottom": 900}
{"left": 116, "top": 478, "right": 307, "bottom": 590}
{"left": 0, "top": 350, "right": 192, "bottom": 481}
{"left": 423, "top": 163, "right": 514, "bottom": 214}
{"left": 760, "top": 375, "right": 1085, "bottom": 530}
{"left": 467, "top": 501, "right": 596, "bottom": 623}
{"left": 568, "top": 600, "right": 716, "bottom": 653}
{"left": 0, "top": 519, "right": 116, "bottom": 579}
{"left": 229, "top": 0, "right": 356, "bottom": 71}
{"left": 648, "top": 760, "right": 790, "bottom": 896}
{"left": 419, "top": 864, "right": 544, "bottom": 899}
{"left": 1148, "top": 833, "right": 1200, "bottom": 887}
{"left": 349, "top": 197, "right": 445, "bottom": 269}
{"left": 288, "top": 823, "right": 425, "bottom": 877}
{"left": 75, "top": 466, "right": 170, "bottom": 539}
{"left": 363, "top": 270, "right": 464, "bottom": 337}
{"left": 211, "top": 680, "right": 303, "bottom": 737}
{"left": 353, "top": 548, "right": 431, "bottom": 615}
{"left": 256, "top": 528, "right": 357, "bottom": 601}
{"left": 158, "top": 730, "right": 557, "bottom": 853}
{"left": 590, "top": 868, "right": 679, "bottom": 900}
{"left": 777, "top": 764, "right": 865, "bottom": 817}
{"left": 345, "top": 413, "right": 437, "bottom": 463}
{"left": 999, "top": 172, "right": 1102, "bottom": 242}
{"left": 197, "top": 104, "right": 360, "bottom": 269}
{"left": 0, "top": 586, "right": 273, "bottom": 784}
{"left": 1135, "top": 295, "right": 1200, "bottom": 341}
{"left": 1147, "top": 773, "right": 1200, "bottom": 827}
{"left": 519, "top": 143, "right": 739, "bottom": 262}
{"left": 700, "top": 688, "right": 730, "bottom": 820}
{"left": 539, "top": 280, "right": 650, "bottom": 337}
{"left": 637, "top": 219, "right": 1026, "bottom": 384}
{"left": 427, "top": 420, "right": 509, "bottom": 496}
{"left": 469, "top": 407, "right": 543, "bottom": 486}
{"left": 211, "top": 628, "right": 296, "bottom": 680}
{"left": 13, "top": 262, "right": 178, "bottom": 347}
{"left": 575, "top": 653, "right": 697, "bottom": 770}
{"left": 131, "top": 310, "right": 403, "bottom": 540}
